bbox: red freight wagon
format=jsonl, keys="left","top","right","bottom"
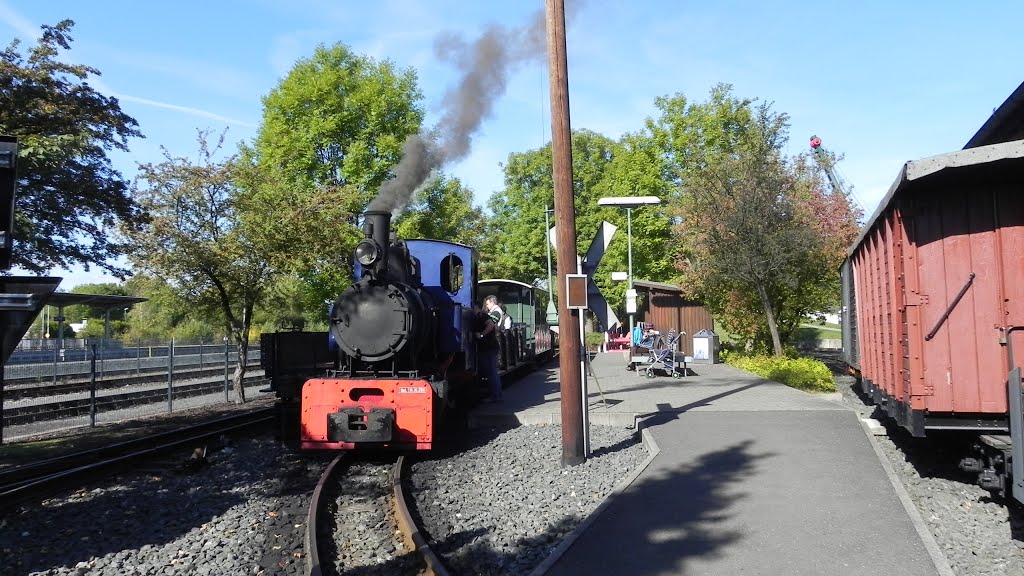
{"left": 841, "top": 140, "right": 1024, "bottom": 438}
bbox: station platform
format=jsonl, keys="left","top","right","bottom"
{"left": 470, "top": 352, "right": 952, "bottom": 576}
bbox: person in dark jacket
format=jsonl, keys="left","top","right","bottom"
{"left": 475, "top": 296, "right": 502, "bottom": 402}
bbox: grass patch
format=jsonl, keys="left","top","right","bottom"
{"left": 726, "top": 354, "right": 836, "bottom": 393}
{"left": 794, "top": 326, "right": 841, "bottom": 341}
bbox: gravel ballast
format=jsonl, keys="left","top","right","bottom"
{"left": 407, "top": 424, "right": 648, "bottom": 576}
{"left": 0, "top": 424, "right": 647, "bottom": 576}
{"left": 10, "top": 362, "right": 1024, "bottom": 576}
{"left": 1, "top": 435, "right": 326, "bottom": 576}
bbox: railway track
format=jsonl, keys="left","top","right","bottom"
{"left": 307, "top": 455, "right": 448, "bottom": 576}
{"left": 0, "top": 407, "right": 274, "bottom": 510}
{"left": 2, "top": 373, "right": 268, "bottom": 426}
{"left": 3, "top": 363, "right": 261, "bottom": 401}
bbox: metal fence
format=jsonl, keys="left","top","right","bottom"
{"left": 0, "top": 340, "right": 268, "bottom": 444}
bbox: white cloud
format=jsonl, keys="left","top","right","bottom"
{"left": 95, "top": 48, "right": 263, "bottom": 101}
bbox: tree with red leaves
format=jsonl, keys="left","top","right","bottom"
{"left": 653, "top": 85, "right": 860, "bottom": 356}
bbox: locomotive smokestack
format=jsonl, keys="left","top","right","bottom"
{"left": 362, "top": 210, "right": 392, "bottom": 275}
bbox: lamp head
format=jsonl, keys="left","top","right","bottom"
{"left": 597, "top": 196, "right": 662, "bottom": 208}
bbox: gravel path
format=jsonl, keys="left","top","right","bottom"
{"left": 830, "top": 367, "right": 1024, "bottom": 576}
{"left": 407, "top": 424, "right": 648, "bottom": 576}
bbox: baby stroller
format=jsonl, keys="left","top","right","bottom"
{"left": 631, "top": 328, "right": 687, "bottom": 378}
{"left": 641, "top": 330, "right": 686, "bottom": 378}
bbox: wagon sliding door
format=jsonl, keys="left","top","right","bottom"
{"left": 907, "top": 179, "right": 1015, "bottom": 427}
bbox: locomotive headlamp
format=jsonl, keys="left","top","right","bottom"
{"left": 355, "top": 239, "right": 382, "bottom": 266}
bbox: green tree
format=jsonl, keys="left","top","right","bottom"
{"left": 590, "top": 130, "right": 675, "bottom": 316}
{"left": 485, "top": 129, "right": 619, "bottom": 282}
{"left": 127, "top": 131, "right": 274, "bottom": 402}
{"left": 255, "top": 275, "right": 326, "bottom": 333}
{"left": 63, "top": 282, "right": 130, "bottom": 326}
{"left": 485, "top": 129, "right": 674, "bottom": 328}
{"left": 121, "top": 274, "right": 205, "bottom": 344}
{"left": 394, "top": 174, "right": 486, "bottom": 246}
{"left": 0, "top": 20, "right": 147, "bottom": 274}
{"left": 254, "top": 42, "right": 423, "bottom": 210}
{"left": 648, "top": 83, "right": 755, "bottom": 184}
{"left": 661, "top": 89, "right": 860, "bottom": 356}
{"left": 250, "top": 42, "right": 425, "bottom": 302}
{"left": 75, "top": 318, "right": 127, "bottom": 340}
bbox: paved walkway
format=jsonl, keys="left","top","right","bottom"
{"left": 471, "top": 352, "right": 948, "bottom": 576}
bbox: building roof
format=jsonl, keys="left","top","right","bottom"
{"left": 479, "top": 278, "right": 534, "bottom": 289}
{"left": 45, "top": 292, "right": 148, "bottom": 309}
{"left": 632, "top": 280, "right": 683, "bottom": 293}
{"left": 965, "top": 81, "right": 1024, "bottom": 149}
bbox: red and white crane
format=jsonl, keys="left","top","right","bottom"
{"left": 809, "top": 135, "right": 846, "bottom": 196}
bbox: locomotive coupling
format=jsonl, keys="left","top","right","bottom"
{"left": 328, "top": 407, "right": 395, "bottom": 443}
{"left": 959, "top": 457, "right": 983, "bottom": 473}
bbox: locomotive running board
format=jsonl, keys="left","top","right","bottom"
{"left": 1009, "top": 367, "right": 1024, "bottom": 504}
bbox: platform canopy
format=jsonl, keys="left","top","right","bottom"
{"left": 43, "top": 292, "right": 147, "bottom": 310}
{"left": 0, "top": 282, "right": 149, "bottom": 363}
{"left": 0, "top": 277, "right": 61, "bottom": 363}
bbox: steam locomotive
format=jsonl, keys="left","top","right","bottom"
{"left": 262, "top": 210, "right": 554, "bottom": 451}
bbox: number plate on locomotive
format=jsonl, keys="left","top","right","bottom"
{"left": 399, "top": 386, "right": 427, "bottom": 394}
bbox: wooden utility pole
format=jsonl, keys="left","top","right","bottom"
{"left": 545, "top": 0, "right": 584, "bottom": 466}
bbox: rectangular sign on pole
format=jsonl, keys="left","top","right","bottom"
{"left": 566, "top": 274, "right": 588, "bottom": 310}
{"left": 626, "top": 288, "right": 638, "bottom": 314}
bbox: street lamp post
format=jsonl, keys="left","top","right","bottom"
{"left": 596, "top": 196, "right": 662, "bottom": 348}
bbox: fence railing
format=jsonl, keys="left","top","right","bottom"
{"left": 1, "top": 340, "right": 269, "bottom": 444}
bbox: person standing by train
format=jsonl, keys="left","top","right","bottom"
{"left": 475, "top": 295, "right": 503, "bottom": 402}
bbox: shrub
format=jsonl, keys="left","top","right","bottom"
{"left": 585, "top": 332, "right": 605, "bottom": 350}
{"left": 727, "top": 354, "right": 836, "bottom": 392}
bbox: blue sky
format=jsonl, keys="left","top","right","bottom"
{"left": 2, "top": 0, "right": 1022, "bottom": 289}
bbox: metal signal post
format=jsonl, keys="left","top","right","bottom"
{"left": 546, "top": 0, "right": 585, "bottom": 466}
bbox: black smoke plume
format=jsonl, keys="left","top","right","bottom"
{"left": 366, "top": 8, "right": 553, "bottom": 215}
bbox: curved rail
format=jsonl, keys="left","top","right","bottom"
{"left": 305, "top": 454, "right": 344, "bottom": 576}
{"left": 0, "top": 408, "right": 274, "bottom": 509}
{"left": 305, "top": 455, "right": 448, "bottom": 576}
{"left": 392, "top": 455, "right": 449, "bottom": 576}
